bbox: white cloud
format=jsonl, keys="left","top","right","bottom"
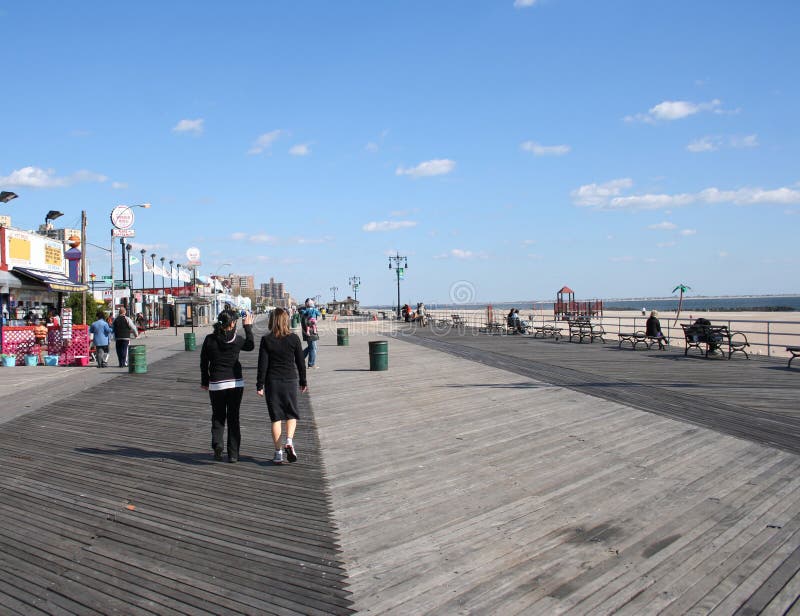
{"left": 514, "top": 0, "right": 537, "bottom": 6}
{"left": 289, "top": 143, "right": 311, "bottom": 156}
{"left": 396, "top": 159, "right": 456, "bottom": 178}
{"left": 520, "top": 140, "right": 571, "bottom": 156}
{"left": 572, "top": 178, "right": 800, "bottom": 211}
{"left": 570, "top": 178, "right": 633, "bottom": 207}
{"left": 0, "top": 166, "right": 108, "bottom": 188}
{"left": 718, "top": 251, "right": 729, "bottom": 258}
{"left": 365, "top": 142, "right": 379, "bottom": 152}
{"left": 648, "top": 221, "right": 678, "bottom": 230}
{"left": 172, "top": 118, "right": 204, "bottom": 135}
{"left": 688, "top": 134, "right": 759, "bottom": 152}
{"left": 111, "top": 181, "right": 128, "bottom": 190}
{"left": 680, "top": 229, "right": 697, "bottom": 236}
{"left": 609, "top": 256, "right": 635, "bottom": 263}
{"left": 625, "top": 99, "right": 723, "bottom": 123}
{"left": 248, "top": 130, "right": 284, "bottom": 155}
{"left": 687, "top": 137, "right": 719, "bottom": 152}
{"left": 249, "top": 234, "right": 278, "bottom": 244}
{"left": 657, "top": 241, "right": 677, "bottom": 248}
{"left": 451, "top": 248, "right": 474, "bottom": 259}
{"left": 231, "top": 231, "right": 277, "bottom": 243}
{"left": 435, "top": 248, "right": 488, "bottom": 260}
{"left": 362, "top": 220, "right": 418, "bottom": 232}
{"left": 730, "top": 134, "right": 759, "bottom": 149}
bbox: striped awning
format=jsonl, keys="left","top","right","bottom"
{"left": 11, "top": 267, "right": 89, "bottom": 292}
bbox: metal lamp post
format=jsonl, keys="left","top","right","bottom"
{"left": 330, "top": 286, "right": 338, "bottom": 301}
{"left": 349, "top": 275, "right": 360, "bottom": 302}
{"left": 125, "top": 243, "right": 133, "bottom": 314}
{"left": 388, "top": 252, "right": 408, "bottom": 318}
{"left": 140, "top": 248, "right": 147, "bottom": 325}
{"left": 150, "top": 253, "right": 157, "bottom": 326}
{"left": 168, "top": 260, "right": 174, "bottom": 292}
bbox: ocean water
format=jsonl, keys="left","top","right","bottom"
{"left": 416, "top": 295, "right": 800, "bottom": 313}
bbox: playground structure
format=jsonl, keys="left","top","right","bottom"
{"left": 554, "top": 286, "right": 603, "bottom": 320}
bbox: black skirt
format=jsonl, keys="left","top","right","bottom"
{"left": 266, "top": 378, "right": 300, "bottom": 422}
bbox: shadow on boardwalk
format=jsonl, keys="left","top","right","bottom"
{"left": 0, "top": 350, "right": 353, "bottom": 615}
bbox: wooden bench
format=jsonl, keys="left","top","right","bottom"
{"left": 619, "top": 332, "right": 669, "bottom": 350}
{"left": 568, "top": 320, "right": 606, "bottom": 343}
{"left": 786, "top": 346, "right": 800, "bottom": 369}
{"left": 479, "top": 321, "right": 506, "bottom": 334}
{"left": 681, "top": 324, "right": 750, "bottom": 359}
{"left": 533, "top": 325, "right": 563, "bottom": 340}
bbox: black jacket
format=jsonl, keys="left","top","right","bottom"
{"left": 112, "top": 314, "right": 136, "bottom": 339}
{"left": 256, "top": 333, "right": 307, "bottom": 390}
{"left": 200, "top": 325, "right": 255, "bottom": 389}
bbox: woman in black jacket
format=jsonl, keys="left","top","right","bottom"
{"left": 200, "top": 310, "right": 255, "bottom": 462}
{"left": 256, "top": 308, "right": 307, "bottom": 465}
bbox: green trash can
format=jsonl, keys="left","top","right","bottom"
{"left": 369, "top": 340, "right": 388, "bottom": 371}
{"left": 337, "top": 327, "right": 349, "bottom": 346}
{"left": 184, "top": 332, "right": 196, "bottom": 351}
{"left": 291, "top": 314, "right": 300, "bottom": 328}
{"left": 128, "top": 345, "right": 147, "bottom": 374}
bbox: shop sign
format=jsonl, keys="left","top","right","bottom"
{"left": 185, "top": 247, "right": 201, "bottom": 266}
{"left": 110, "top": 206, "right": 135, "bottom": 230}
{"left": 62, "top": 307, "right": 73, "bottom": 341}
{"left": 3, "top": 228, "right": 65, "bottom": 273}
{"left": 112, "top": 228, "right": 135, "bottom": 237}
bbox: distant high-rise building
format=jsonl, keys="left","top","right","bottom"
{"left": 228, "top": 274, "right": 254, "bottom": 293}
{"left": 259, "top": 277, "right": 289, "bottom": 307}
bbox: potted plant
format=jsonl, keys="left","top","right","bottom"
{"left": 1, "top": 353, "right": 17, "bottom": 367}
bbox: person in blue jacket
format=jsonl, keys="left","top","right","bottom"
{"left": 89, "top": 310, "right": 113, "bottom": 368}
{"left": 299, "top": 298, "right": 322, "bottom": 368}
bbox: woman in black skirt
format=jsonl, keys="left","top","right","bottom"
{"left": 200, "top": 310, "right": 255, "bottom": 462}
{"left": 256, "top": 308, "right": 308, "bottom": 464}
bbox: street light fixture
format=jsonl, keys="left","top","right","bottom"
{"left": 212, "top": 262, "right": 231, "bottom": 317}
{"left": 43, "top": 210, "right": 64, "bottom": 236}
{"left": 349, "top": 275, "right": 361, "bottom": 302}
{"left": 0, "top": 191, "right": 18, "bottom": 203}
{"left": 169, "top": 260, "right": 174, "bottom": 291}
{"left": 330, "top": 286, "right": 338, "bottom": 302}
{"left": 388, "top": 251, "right": 408, "bottom": 318}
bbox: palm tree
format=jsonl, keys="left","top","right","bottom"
{"left": 672, "top": 284, "right": 691, "bottom": 322}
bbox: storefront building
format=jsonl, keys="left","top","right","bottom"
{"left": 0, "top": 225, "right": 89, "bottom": 364}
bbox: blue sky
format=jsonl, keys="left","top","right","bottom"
{"left": 1, "top": 1, "right": 798, "bottom": 306}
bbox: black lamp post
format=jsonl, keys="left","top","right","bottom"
{"left": 388, "top": 252, "right": 408, "bottom": 318}
{"left": 140, "top": 249, "right": 147, "bottom": 322}
{"left": 330, "top": 285, "right": 338, "bottom": 301}
{"left": 349, "top": 275, "right": 361, "bottom": 301}
{"left": 169, "top": 260, "right": 174, "bottom": 292}
{"left": 126, "top": 243, "right": 133, "bottom": 313}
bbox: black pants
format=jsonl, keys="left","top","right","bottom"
{"left": 115, "top": 339, "right": 130, "bottom": 366}
{"left": 210, "top": 387, "right": 244, "bottom": 456}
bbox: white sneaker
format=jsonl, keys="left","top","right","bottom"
{"left": 272, "top": 450, "right": 284, "bottom": 465}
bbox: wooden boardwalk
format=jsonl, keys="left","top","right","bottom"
{"left": 2, "top": 320, "right": 800, "bottom": 614}
{"left": 0, "top": 349, "right": 353, "bottom": 615}
{"left": 308, "top": 322, "right": 800, "bottom": 615}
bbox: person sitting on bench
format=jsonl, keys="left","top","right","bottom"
{"left": 645, "top": 310, "right": 666, "bottom": 349}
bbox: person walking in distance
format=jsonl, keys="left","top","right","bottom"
{"left": 300, "top": 298, "right": 321, "bottom": 368}
{"left": 200, "top": 310, "right": 255, "bottom": 463}
{"left": 112, "top": 306, "right": 138, "bottom": 367}
{"left": 89, "top": 310, "right": 113, "bottom": 367}
{"left": 256, "top": 308, "right": 307, "bottom": 465}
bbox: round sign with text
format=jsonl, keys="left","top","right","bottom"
{"left": 110, "top": 205, "right": 135, "bottom": 230}
{"left": 186, "top": 247, "right": 201, "bottom": 262}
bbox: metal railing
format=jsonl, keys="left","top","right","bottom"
{"left": 425, "top": 310, "right": 799, "bottom": 359}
